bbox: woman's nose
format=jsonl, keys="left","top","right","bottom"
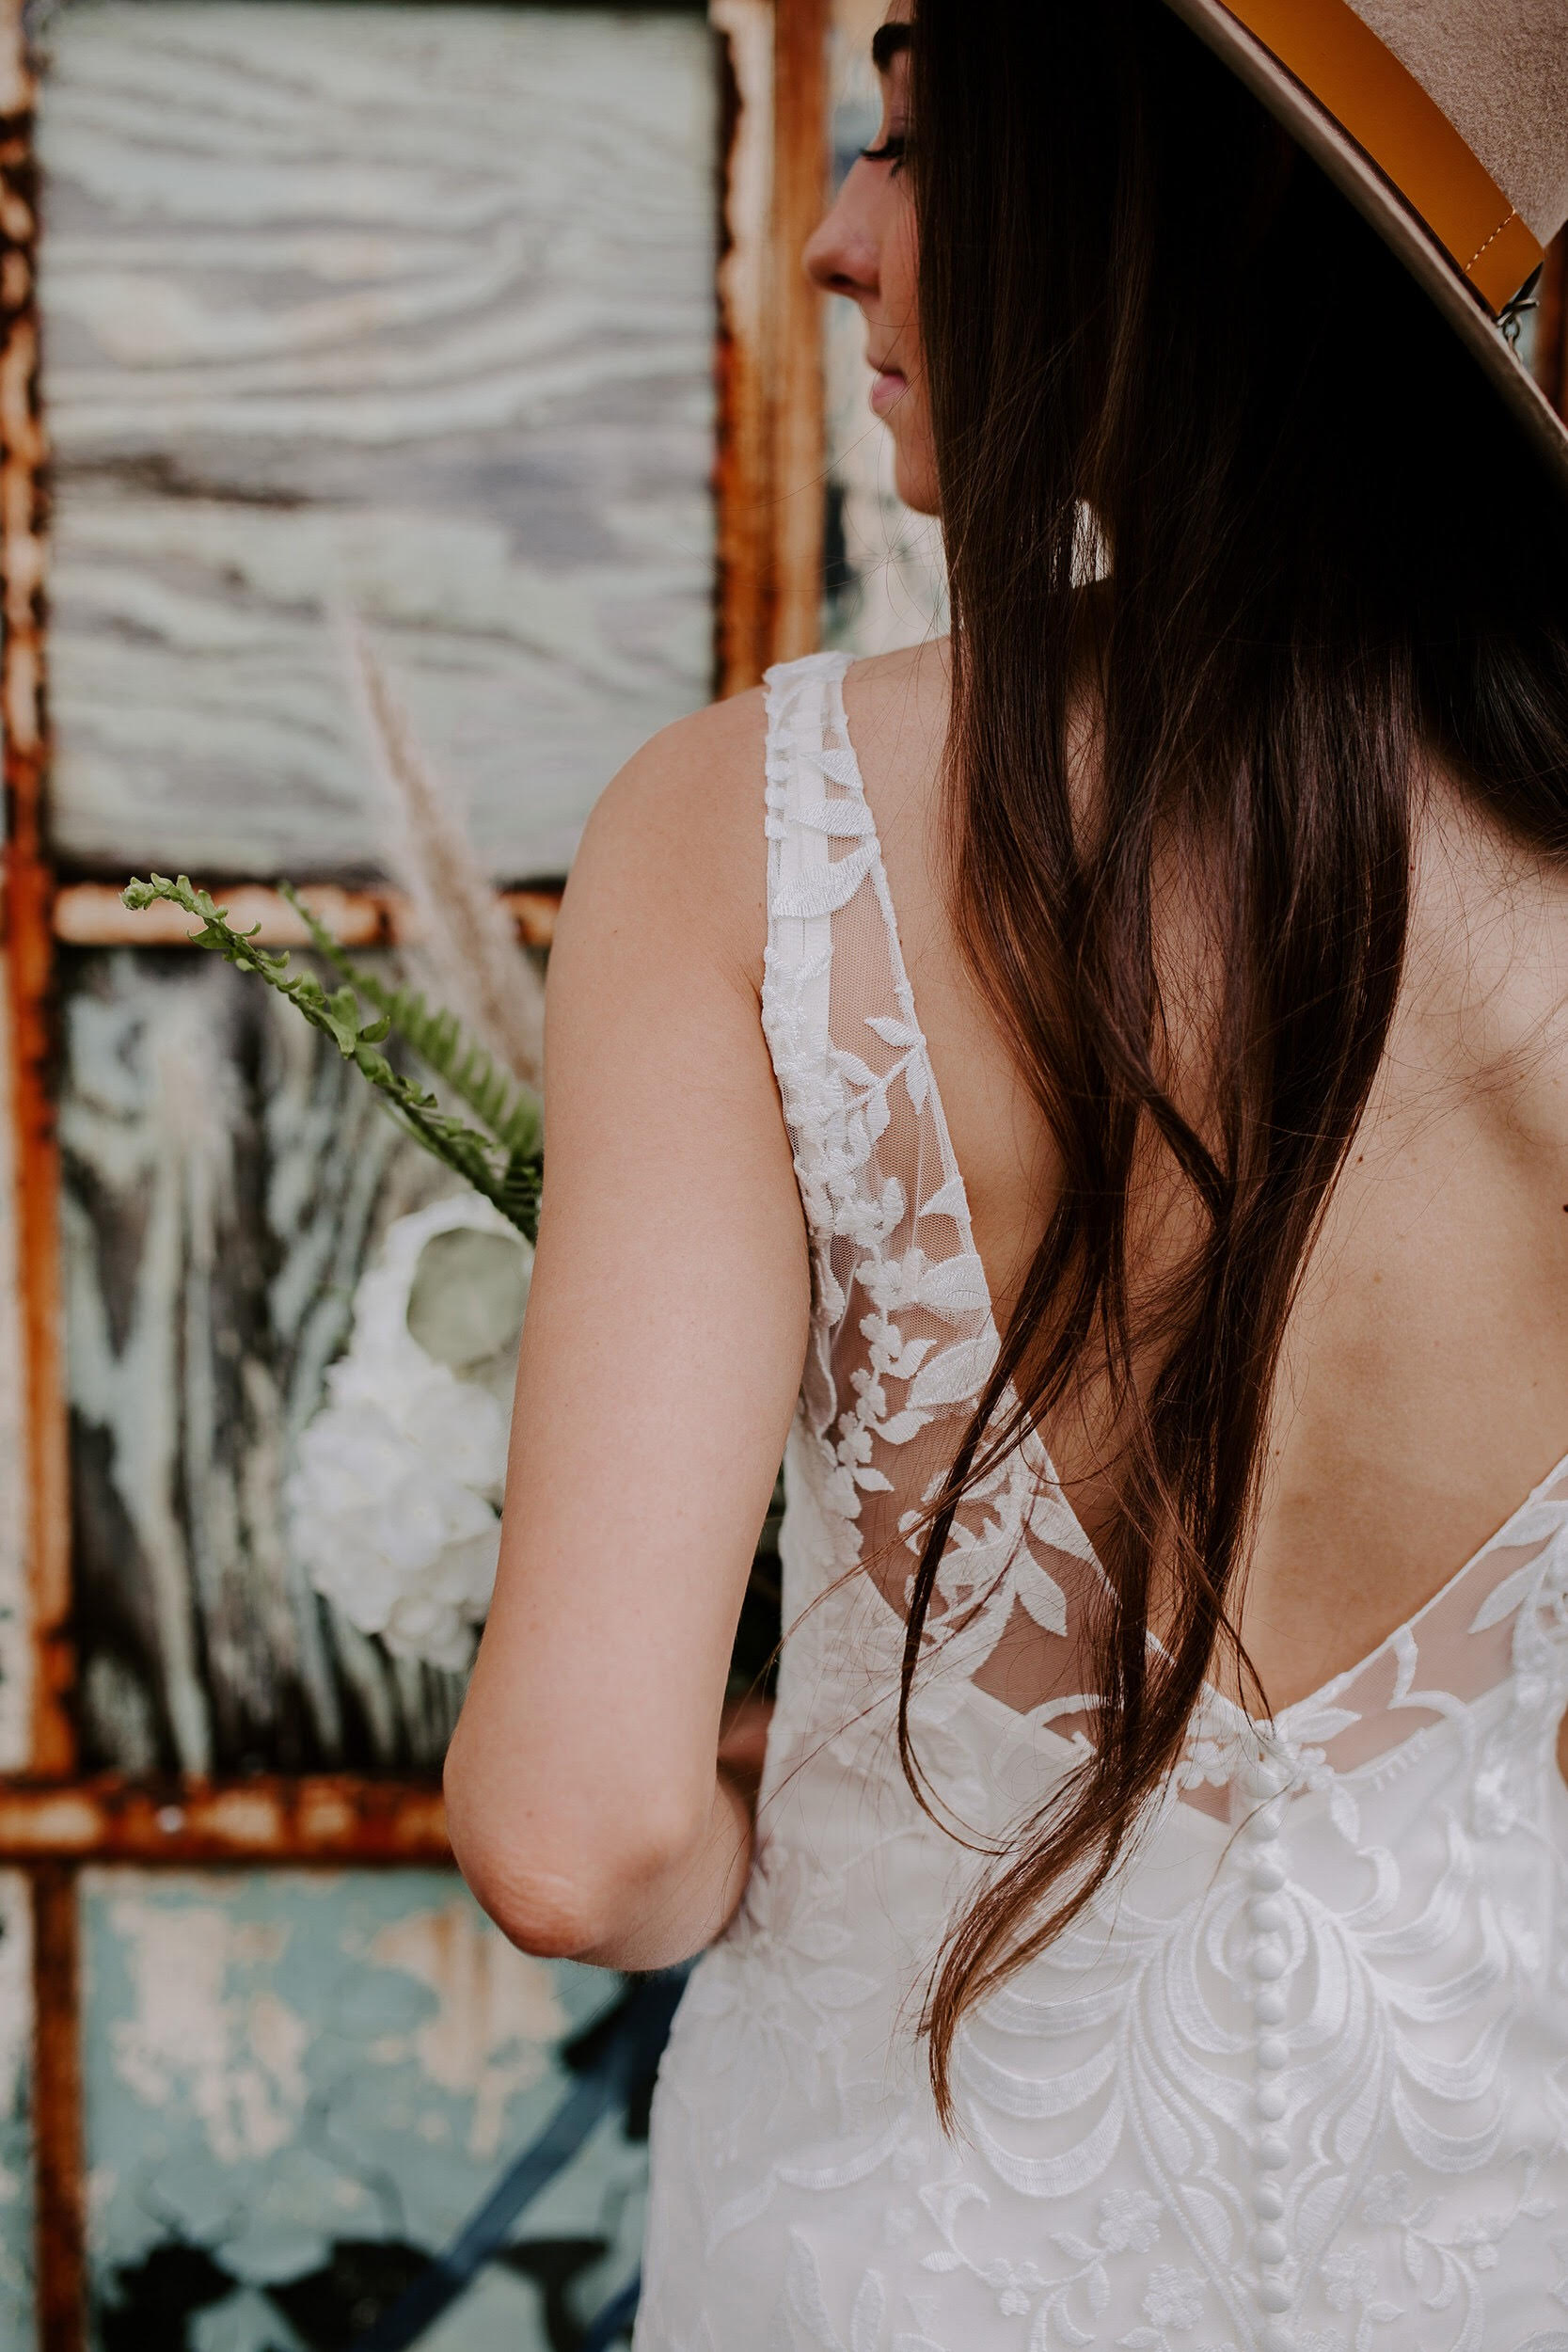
{"left": 802, "top": 168, "right": 879, "bottom": 300}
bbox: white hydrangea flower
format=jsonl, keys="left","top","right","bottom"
{"left": 287, "top": 1196, "right": 532, "bottom": 1671}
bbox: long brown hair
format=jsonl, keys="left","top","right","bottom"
{"left": 903, "top": 0, "right": 1568, "bottom": 2120}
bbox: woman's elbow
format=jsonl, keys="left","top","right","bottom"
{"left": 443, "top": 1752, "right": 701, "bottom": 1962}
{"left": 457, "top": 1850, "right": 609, "bottom": 1962}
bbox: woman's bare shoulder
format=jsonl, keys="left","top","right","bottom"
{"left": 567, "top": 642, "right": 949, "bottom": 987}
{"left": 568, "top": 685, "right": 769, "bottom": 992}
{"left": 840, "top": 638, "right": 952, "bottom": 821}
{"left": 844, "top": 635, "right": 950, "bottom": 705}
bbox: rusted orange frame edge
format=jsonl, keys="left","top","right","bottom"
{"left": 712, "top": 0, "right": 827, "bottom": 695}
{"left": 0, "top": 4, "right": 85, "bottom": 2343}
{"left": 1534, "top": 235, "right": 1568, "bottom": 423}
{"left": 52, "top": 879, "right": 562, "bottom": 950}
{"left": 0, "top": 1773, "right": 450, "bottom": 1864}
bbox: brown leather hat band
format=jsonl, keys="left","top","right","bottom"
{"left": 1217, "top": 0, "right": 1544, "bottom": 313}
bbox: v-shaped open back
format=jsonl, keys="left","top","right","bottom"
{"left": 634, "top": 651, "right": 1568, "bottom": 2352}
{"left": 758, "top": 646, "right": 1568, "bottom": 1783}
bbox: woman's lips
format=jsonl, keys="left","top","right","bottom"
{"left": 870, "top": 366, "right": 907, "bottom": 416}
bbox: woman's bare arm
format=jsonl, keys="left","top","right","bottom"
{"left": 444, "top": 689, "right": 810, "bottom": 1969}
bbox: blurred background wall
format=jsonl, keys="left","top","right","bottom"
{"left": 0, "top": 0, "right": 957, "bottom": 2343}
{"left": 0, "top": 1, "right": 1559, "bottom": 2345}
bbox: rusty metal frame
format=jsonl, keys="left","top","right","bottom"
{"left": 1534, "top": 231, "right": 1567, "bottom": 423}
{"left": 53, "top": 879, "right": 562, "bottom": 950}
{"left": 0, "top": 1774, "right": 450, "bottom": 1864}
{"left": 712, "top": 0, "right": 828, "bottom": 694}
{"left": 0, "top": 1, "right": 827, "bottom": 2344}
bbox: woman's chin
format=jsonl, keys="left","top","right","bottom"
{"left": 892, "top": 452, "right": 941, "bottom": 517}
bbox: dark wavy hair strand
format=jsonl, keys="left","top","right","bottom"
{"left": 902, "top": 0, "right": 1568, "bottom": 2125}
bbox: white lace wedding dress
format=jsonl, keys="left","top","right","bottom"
{"left": 633, "top": 652, "right": 1568, "bottom": 2352}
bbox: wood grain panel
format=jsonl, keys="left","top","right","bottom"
{"left": 0, "top": 1871, "right": 34, "bottom": 2349}
{"left": 37, "top": 3, "right": 717, "bottom": 881}
{"left": 60, "top": 947, "right": 475, "bottom": 1776}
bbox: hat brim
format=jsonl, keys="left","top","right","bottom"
{"left": 1159, "top": 0, "right": 1568, "bottom": 501}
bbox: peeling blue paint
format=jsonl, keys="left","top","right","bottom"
{"left": 0, "top": 1875, "right": 34, "bottom": 2348}
{"left": 82, "top": 1871, "right": 642, "bottom": 2351}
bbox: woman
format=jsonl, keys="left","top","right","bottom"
{"left": 446, "top": 3, "right": 1568, "bottom": 2343}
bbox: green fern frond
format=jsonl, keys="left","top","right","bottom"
{"left": 121, "top": 873, "right": 543, "bottom": 1241}
{"left": 276, "top": 882, "right": 542, "bottom": 1160}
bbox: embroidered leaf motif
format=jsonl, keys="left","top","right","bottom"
{"left": 909, "top": 1334, "right": 999, "bottom": 1410}
{"left": 865, "top": 1015, "right": 922, "bottom": 1048}
{"left": 905, "top": 1054, "right": 930, "bottom": 1114}
{"left": 918, "top": 1173, "right": 969, "bottom": 1223}
{"left": 1326, "top": 1776, "right": 1362, "bottom": 1843}
{"left": 800, "top": 797, "right": 879, "bottom": 838}
{"left": 1468, "top": 1556, "right": 1544, "bottom": 1633}
{"left": 878, "top": 1410, "right": 932, "bottom": 1445}
{"left": 813, "top": 744, "right": 862, "bottom": 790}
{"left": 774, "top": 842, "right": 878, "bottom": 920}
{"left": 1018, "top": 1556, "right": 1069, "bottom": 1636}
{"left": 918, "top": 2181, "right": 985, "bottom": 2235}
{"left": 850, "top": 2271, "right": 887, "bottom": 2352}
{"left": 916, "top": 1253, "right": 990, "bottom": 1319}
{"left": 785, "top": 2232, "right": 846, "bottom": 2349}
{"left": 921, "top": 2251, "right": 963, "bottom": 2273}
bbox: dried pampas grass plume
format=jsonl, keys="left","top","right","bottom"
{"left": 338, "top": 610, "right": 545, "bottom": 1091}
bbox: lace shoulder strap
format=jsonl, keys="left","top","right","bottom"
{"left": 760, "top": 648, "right": 911, "bottom": 1225}
{"left": 758, "top": 652, "right": 1101, "bottom": 1711}
{"left": 762, "top": 649, "right": 871, "bottom": 999}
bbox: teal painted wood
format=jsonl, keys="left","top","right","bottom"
{"left": 0, "top": 1876, "right": 34, "bottom": 2350}
{"left": 61, "top": 946, "right": 471, "bottom": 1776}
{"left": 37, "top": 1, "right": 717, "bottom": 883}
{"left": 81, "top": 1870, "right": 641, "bottom": 2352}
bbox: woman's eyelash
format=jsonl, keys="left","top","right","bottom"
{"left": 859, "top": 135, "right": 908, "bottom": 167}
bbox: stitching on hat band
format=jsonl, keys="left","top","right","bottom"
{"left": 1213, "top": 0, "right": 1545, "bottom": 315}
{"left": 1465, "top": 209, "right": 1519, "bottom": 275}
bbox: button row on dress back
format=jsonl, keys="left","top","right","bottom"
{"left": 1243, "top": 1749, "right": 1297, "bottom": 2352}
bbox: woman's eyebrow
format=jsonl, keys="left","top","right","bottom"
{"left": 871, "top": 23, "right": 911, "bottom": 73}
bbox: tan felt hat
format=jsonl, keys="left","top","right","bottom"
{"left": 1158, "top": 0, "right": 1568, "bottom": 493}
